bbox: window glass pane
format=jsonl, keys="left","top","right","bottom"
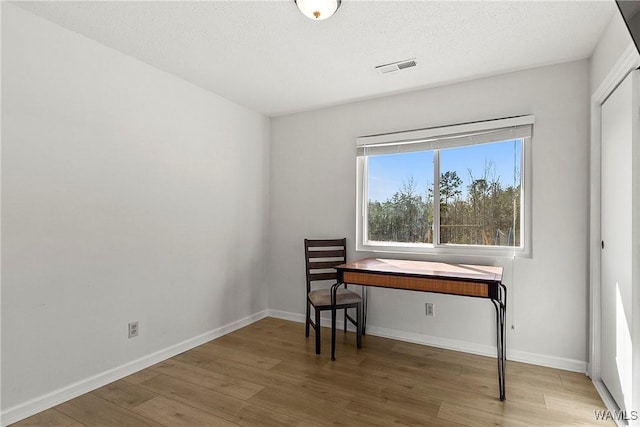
{"left": 367, "top": 151, "right": 434, "bottom": 244}
{"left": 438, "top": 139, "right": 521, "bottom": 246}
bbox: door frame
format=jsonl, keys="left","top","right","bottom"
{"left": 589, "top": 42, "right": 639, "bottom": 410}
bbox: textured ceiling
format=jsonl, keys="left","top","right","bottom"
{"left": 14, "top": 1, "right": 615, "bottom": 117}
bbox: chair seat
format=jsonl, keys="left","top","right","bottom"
{"left": 308, "top": 288, "right": 362, "bottom": 308}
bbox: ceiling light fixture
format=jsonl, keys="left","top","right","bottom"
{"left": 295, "top": 0, "right": 341, "bottom": 20}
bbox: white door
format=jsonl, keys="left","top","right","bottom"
{"left": 601, "top": 70, "right": 636, "bottom": 413}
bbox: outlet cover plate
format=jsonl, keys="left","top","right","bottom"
{"left": 128, "top": 321, "right": 139, "bottom": 338}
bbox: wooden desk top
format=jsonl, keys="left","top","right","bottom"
{"left": 336, "top": 258, "right": 503, "bottom": 283}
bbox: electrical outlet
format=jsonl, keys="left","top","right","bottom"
{"left": 425, "top": 302, "right": 434, "bottom": 317}
{"left": 128, "top": 321, "right": 139, "bottom": 338}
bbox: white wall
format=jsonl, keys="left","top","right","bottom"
{"left": 591, "top": 10, "right": 634, "bottom": 94}
{"left": 1, "top": 3, "right": 269, "bottom": 420}
{"left": 270, "top": 60, "right": 591, "bottom": 370}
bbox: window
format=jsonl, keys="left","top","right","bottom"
{"left": 356, "top": 116, "right": 533, "bottom": 257}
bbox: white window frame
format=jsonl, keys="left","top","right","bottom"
{"left": 356, "top": 115, "right": 534, "bottom": 258}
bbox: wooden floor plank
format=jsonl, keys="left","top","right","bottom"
{"left": 345, "top": 385, "right": 441, "bottom": 426}
{"left": 559, "top": 371, "right": 603, "bottom": 398}
{"left": 9, "top": 409, "right": 85, "bottom": 427}
{"left": 225, "top": 402, "right": 302, "bottom": 427}
{"left": 150, "top": 358, "right": 264, "bottom": 400}
{"left": 135, "top": 372, "right": 249, "bottom": 422}
{"left": 121, "top": 368, "right": 158, "bottom": 386}
{"left": 132, "top": 396, "right": 239, "bottom": 427}
{"left": 544, "top": 390, "right": 611, "bottom": 423}
{"left": 10, "top": 317, "right": 613, "bottom": 427}
{"left": 55, "top": 394, "right": 162, "bottom": 427}
{"left": 248, "top": 383, "right": 369, "bottom": 426}
{"left": 438, "top": 400, "right": 534, "bottom": 427}
{"left": 193, "top": 342, "right": 282, "bottom": 370}
{"left": 91, "top": 380, "right": 157, "bottom": 409}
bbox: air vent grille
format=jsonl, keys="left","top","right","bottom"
{"left": 375, "top": 58, "right": 417, "bottom": 75}
{"left": 397, "top": 60, "right": 417, "bottom": 70}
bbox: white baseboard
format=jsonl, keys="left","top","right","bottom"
{"left": 267, "top": 309, "right": 306, "bottom": 324}
{"left": 507, "top": 348, "right": 587, "bottom": 373}
{"left": 268, "top": 309, "right": 587, "bottom": 373}
{"left": 1, "top": 310, "right": 269, "bottom": 427}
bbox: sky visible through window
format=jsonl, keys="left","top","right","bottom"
{"left": 367, "top": 139, "right": 521, "bottom": 202}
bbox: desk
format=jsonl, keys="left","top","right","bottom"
{"left": 331, "top": 258, "right": 507, "bottom": 400}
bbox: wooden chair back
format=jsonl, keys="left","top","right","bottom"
{"left": 304, "top": 238, "right": 347, "bottom": 294}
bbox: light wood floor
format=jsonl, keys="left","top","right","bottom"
{"left": 12, "top": 317, "right": 613, "bottom": 426}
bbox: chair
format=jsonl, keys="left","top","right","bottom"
{"left": 304, "top": 238, "right": 363, "bottom": 354}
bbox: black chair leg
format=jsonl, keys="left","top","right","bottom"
{"left": 344, "top": 308, "right": 347, "bottom": 333}
{"left": 315, "top": 308, "right": 321, "bottom": 354}
{"left": 305, "top": 301, "right": 310, "bottom": 337}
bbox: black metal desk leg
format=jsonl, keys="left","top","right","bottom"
{"left": 362, "top": 286, "right": 368, "bottom": 335}
{"left": 500, "top": 284, "right": 507, "bottom": 400}
{"left": 492, "top": 283, "right": 507, "bottom": 401}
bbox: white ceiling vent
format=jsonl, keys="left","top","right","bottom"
{"left": 375, "top": 59, "right": 417, "bottom": 75}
